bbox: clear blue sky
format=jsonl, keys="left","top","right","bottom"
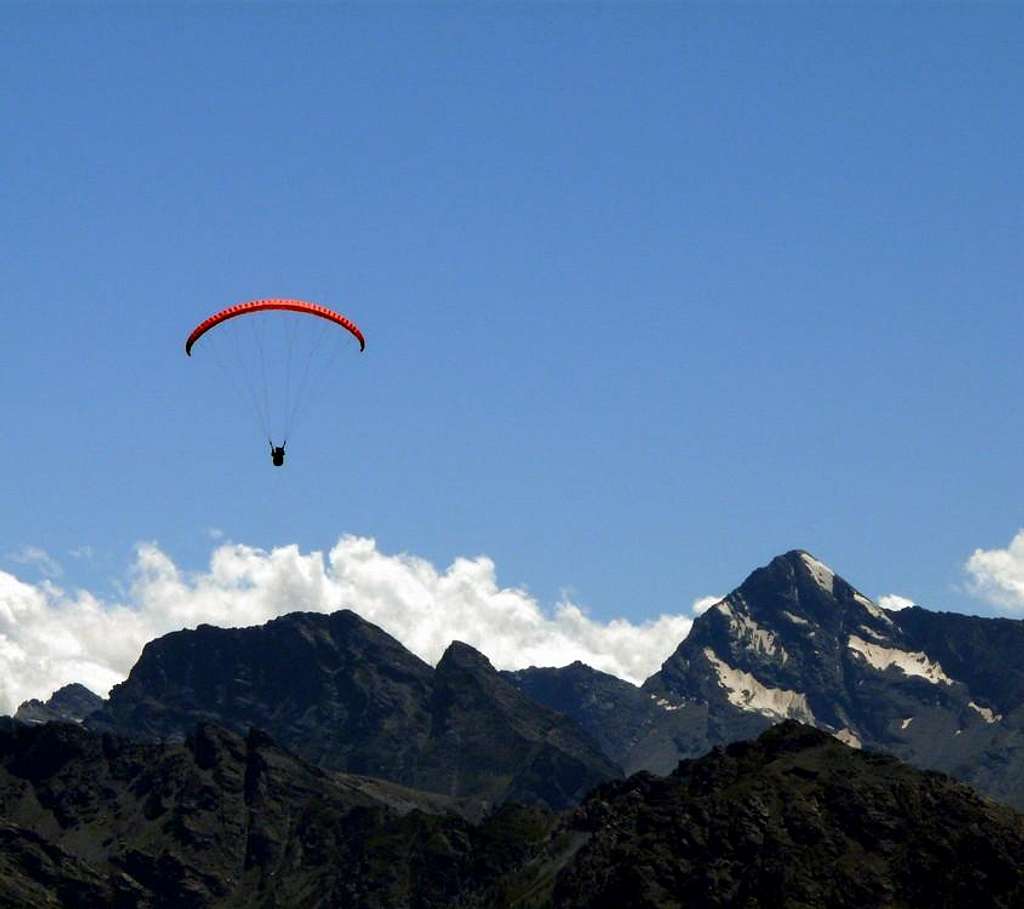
{"left": 3, "top": 2, "right": 1022, "bottom": 620}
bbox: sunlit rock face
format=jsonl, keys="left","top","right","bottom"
{"left": 644, "top": 551, "right": 912, "bottom": 731}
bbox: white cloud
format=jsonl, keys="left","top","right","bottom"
{"left": 69, "top": 546, "right": 94, "bottom": 561}
{"left": 878, "top": 594, "right": 914, "bottom": 612}
{"left": 0, "top": 535, "right": 694, "bottom": 714}
{"left": 965, "top": 530, "right": 1024, "bottom": 612}
{"left": 691, "top": 595, "right": 723, "bottom": 616}
{"left": 6, "top": 546, "right": 63, "bottom": 578}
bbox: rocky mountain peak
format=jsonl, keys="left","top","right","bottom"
{"left": 436, "top": 640, "right": 496, "bottom": 674}
{"left": 13, "top": 683, "right": 103, "bottom": 726}
{"left": 631, "top": 549, "right": 1024, "bottom": 799}
{"left": 642, "top": 549, "right": 899, "bottom": 735}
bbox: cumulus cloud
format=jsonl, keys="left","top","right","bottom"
{"left": 6, "top": 546, "right": 63, "bottom": 578}
{"left": 965, "top": 530, "right": 1024, "bottom": 612}
{"left": 878, "top": 594, "right": 914, "bottom": 612}
{"left": 691, "top": 595, "right": 723, "bottom": 616}
{"left": 0, "top": 536, "right": 694, "bottom": 714}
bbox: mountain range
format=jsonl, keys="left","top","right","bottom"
{"left": 7, "top": 548, "right": 1024, "bottom": 905}
{"left": 84, "top": 609, "right": 619, "bottom": 816}
{"left": 2, "top": 718, "right": 1022, "bottom": 907}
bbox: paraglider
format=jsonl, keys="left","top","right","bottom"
{"left": 184, "top": 299, "right": 365, "bottom": 357}
{"left": 185, "top": 299, "right": 365, "bottom": 465}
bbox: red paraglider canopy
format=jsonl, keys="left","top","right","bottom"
{"left": 185, "top": 298, "right": 365, "bottom": 356}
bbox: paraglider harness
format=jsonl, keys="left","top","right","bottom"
{"left": 270, "top": 442, "right": 286, "bottom": 467}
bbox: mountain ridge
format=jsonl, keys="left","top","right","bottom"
{"left": 3, "top": 717, "right": 1023, "bottom": 907}
{"left": 84, "top": 609, "right": 620, "bottom": 815}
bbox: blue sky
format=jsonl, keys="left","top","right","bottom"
{"left": 2, "top": 2, "right": 1023, "bottom": 647}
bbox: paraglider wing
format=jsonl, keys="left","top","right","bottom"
{"left": 185, "top": 298, "right": 365, "bottom": 356}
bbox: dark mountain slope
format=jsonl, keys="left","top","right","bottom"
{"left": 419, "top": 643, "right": 620, "bottom": 809}
{"left": 553, "top": 722, "right": 1024, "bottom": 909}
{"left": 0, "top": 822, "right": 127, "bottom": 908}
{"left": 87, "top": 611, "right": 619, "bottom": 812}
{"left": 88, "top": 610, "right": 435, "bottom": 778}
{"left": 893, "top": 606, "right": 1024, "bottom": 713}
{"left": 5, "top": 719, "right": 1024, "bottom": 908}
{"left": 0, "top": 718, "right": 557, "bottom": 908}
{"left": 503, "top": 661, "right": 721, "bottom": 776}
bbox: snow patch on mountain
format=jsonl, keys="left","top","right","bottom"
{"left": 703, "top": 648, "right": 815, "bottom": 723}
{"left": 648, "top": 693, "right": 685, "bottom": 712}
{"left": 717, "top": 601, "right": 788, "bottom": 664}
{"left": 901, "top": 717, "right": 914, "bottom": 730}
{"left": 800, "top": 553, "right": 835, "bottom": 593}
{"left": 857, "top": 625, "right": 890, "bottom": 643}
{"left": 834, "top": 728, "right": 862, "bottom": 749}
{"left": 847, "top": 635, "right": 954, "bottom": 686}
{"left": 781, "top": 611, "right": 809, "bottom": 626}
{"left": 969, "top": 701, "right": 1002, "bottom": 724}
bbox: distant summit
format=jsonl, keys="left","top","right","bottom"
{"left": 512, "top": 549, "right": 1024, "bottom": 811}
{"left": 14, "top": 683, "right": 102, "bottom": 726}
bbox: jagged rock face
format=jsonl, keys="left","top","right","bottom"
{"left": 888, "top": 607, "right": 1024, "bottom": 808}
{"left": 13, "top": 684, "right": 103, "bottom": 727}
{"left": 891, "top": 606, "right": 1024, "bottom": 716}
{"left": 640, "top": 550, "right": 1024, "bottom": 808}
{"left": 511, "top": 551, "right": 1024, "bottom": 812}
{"left": 0, "top": 822, "right": 123, "bottom": 908}
{"left": 553, "top": 722, "right": 1024, "bottom": 909}
{"left": 87, "top": 611, "right": 619, "bottom": 812}
{"left": 89, "top": 610, "right": 436, "bottom": 779}
{"left": 510, "top": 552, "right": 889, "bottom": 776}
{"left": 645, "top": 551, "right": 906, "bottom": 732}
{"left": 423, "top": 644, "right": 621, "bottom": 809}
{"left": 0, "top": 718, "right": 557, "bottom": 908}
